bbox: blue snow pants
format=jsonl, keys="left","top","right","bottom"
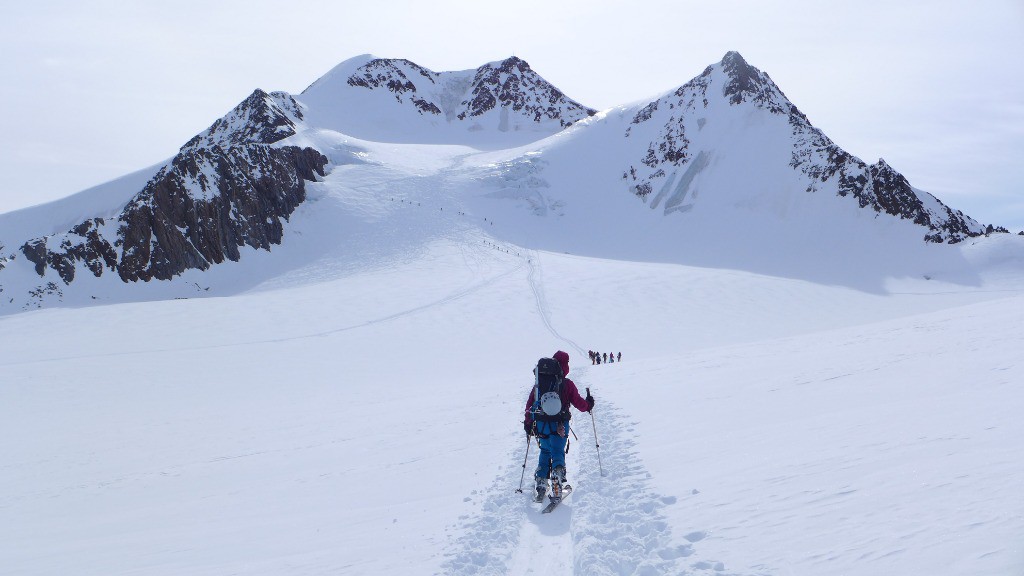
{"left": 534, "top": 420, "right": 568, "bottom": 480}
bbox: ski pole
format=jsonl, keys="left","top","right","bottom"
{"left": 586, "top": 387, "right": 604, "bottom": 477}
{"left": 515, "top": 434, "right": 532, "bottom": 493}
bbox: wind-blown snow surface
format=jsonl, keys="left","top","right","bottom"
{"left": 2, "top": 199, "right": 1024, "bottom": 575}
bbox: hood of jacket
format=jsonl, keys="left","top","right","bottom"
{"left": 553, "top": 350, "right": 570, "bottom": 377}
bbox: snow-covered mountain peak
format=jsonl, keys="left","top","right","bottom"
{"left": 718, "top": 50, "right": 757, "bottom": 80}
{"left": 720, "top": 50, "right": 747, "bottom": 65}
{"left": 711, "top": 50, "right": 791, "bottom": 113}
{"left": 345, "top": 58, "right": 438, "bottom": 91}
{"left": 300, "top": 55, "right": 442, "bottom": 117}
{"left": 299, "top": 53, "right": 378, "bottom": 95}
{"left": 457, "top": 55, "right": 596, "bottom": 126}
{"left": 477, "top": 55, "right": 531, "bottom": 76}
{"left": 183, "top": 89, "right": 303, "bottom": 151}
{"left": 295, "top": 55, "right": 595, "bottom": 145}
{"left": 614, "top": 51, "right": 988, "bottom": 244}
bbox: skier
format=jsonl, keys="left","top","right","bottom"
{"left": 523, "top": 350, "right": 594, "bottom": 503}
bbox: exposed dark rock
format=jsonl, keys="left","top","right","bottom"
{"left": 343, "top": 56, "right": 596, "bottom": 126}
{"left": 22, "top": 218, "right": 120, "bottom": 284}
{"left": 347, "top": 59, "right": 442, "bottom": 115}
{"left": 347, "top": 58, "right": 436, "bottom": 90}
{"left": 27, "top": 281, "right": 62, "bottom": 305}
{"left": 456, "top": 57, "right": 596, "bottom": 126}
{"left": 720, "top": 52, "right": 790, "bottom": 114}
{"left": 464, "top": 86, "right": 497, "bottom": 119}
{"left": 116, "top": 144, "right": 327, "bottom": 281}
{"left": 183, "top": 89, "right": 303, "bottom": 150}
{"left": 632, "top": 101, "right": 658, "bottom": 125}
{"left": 789, "top": 108, "right": 985, "bottom": 243}
{"left": 19, "top": 89, "right": 328, "bottom": 285}
{"left": 342, "top": 56, "right": 596, "bottom": 127}
{"left": 21, "top": 239, "right": 47, "bottom": 276}
{"left": 413, "top": 98, "right": 442, "bottom": 115}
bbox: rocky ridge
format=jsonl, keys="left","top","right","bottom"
{"left": 346, "top": 58, "right": 444, "bottom": 115}
{"left": 624, "top": 51, "right": 988, "bottom": 243}
{"left": 456, "top": 57, "right": 595, "bottom": 126}
{"left": 342, "top": 56, "right": 597, "bottom": 128}
{"left": 19, "top": 90, "right": 328, "bottom": 285}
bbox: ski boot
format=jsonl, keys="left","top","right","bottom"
{"left": 533, "top": 477, "right": 548, "bottom": 503}
{"left": 550, "top": 466, "right": 567, "bottom": 502}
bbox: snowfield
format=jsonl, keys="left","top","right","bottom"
{"left": 2, "top": 232, "right": 1022, "bottom": 575}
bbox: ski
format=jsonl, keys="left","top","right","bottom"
{"left": 541, "top": 485, "right": 572, "bottom": 513}
{"left": 541, "top": 499, "right": 560, "bottom": 514}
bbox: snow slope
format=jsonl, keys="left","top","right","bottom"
{"left": 2, "top": 200, "right": 1023, "bottom": 575}
{"left": 0, "top": 162, "right": 162, "bottom": 248}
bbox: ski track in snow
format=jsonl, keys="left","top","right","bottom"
{"left": 441, "top": 387, "right": 748, "bottom": 576}
{"left": 442, "top": 249, "right": 746, "bottom": 575}
{"left": 568, "top": 382, "right": 744, "bottom": 576}
{"left": 525, "top": 251, "right": 585, "bottom": 358}
{"left": 439, "top": 441, "right": 534, "bottom": 575}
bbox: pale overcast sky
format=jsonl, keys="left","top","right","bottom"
{"left": 1, "top": 0, "right": 1022, "bottom": 230}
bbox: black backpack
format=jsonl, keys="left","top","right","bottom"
{"left": 532, "top": 357, "right": 567, "bottom": 422}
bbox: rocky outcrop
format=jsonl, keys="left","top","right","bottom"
{"left": 720, "top": 51, "right": 789, "bottom": 114}
{"left": 456, "top": 57, "right": 596, "bottom": 126}
{"left": 185, "top": 89, "right": 303, "bottom": 149}
{"left": 19, "top": 90, "right": 328, "bottom": 284}
{"left": 788, "top": 105, "right": 984, "bottom": 243}
{"left": 623, "top": 65, "right": 714, "bottom": 199}
{"left": 21, "top": 218, "right": 117, "bottom": 284}
{"left": 347, "top": 58, "right": 442, "bottom": 115}
{"left": 115, "top": 144, "right": 326, "bottom": 281}
{"left": 343, "top": 56, "right": 596, "bottom": 127}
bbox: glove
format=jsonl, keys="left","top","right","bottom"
{"left": 586, "top": 394, "right": 595, "bottom": 412}
{"left": 524, "top": 419, "right": 533, "bottom": 436}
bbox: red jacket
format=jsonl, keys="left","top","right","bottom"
{"left": 524, "top": 350, "right": 590, "bottom": 426}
